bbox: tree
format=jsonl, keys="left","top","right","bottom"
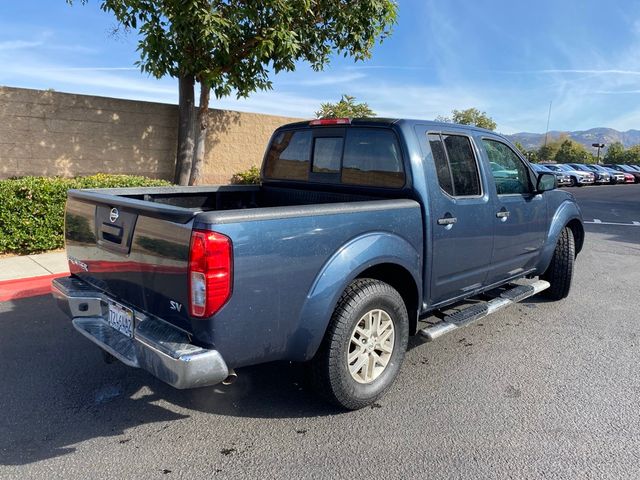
{"left": 537, "top": 135, "right": 567, "bottom": 162}
{"left": 514, "top": 141, "right": 539, "bottom": 163}
{"left": 451, "top": 108, "right": 497, "bottom": 130}
{"left": 553, "top": 139, "right": 591, "bottom": 164}
{"left": 69, "top": 1, "right": 397, "bottom": 185}
{"left": 604, "top": 141, "right": 625, "bottom": 163}
{"left": 621, "top": 145, "right": 640, "bottom": 164}
{"left": 315, "top": 95, "right": 375, "bottom": 118}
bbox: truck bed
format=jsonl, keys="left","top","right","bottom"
{"left": 64, "top": 183, "right": 422, "bottom": 359}
{"left": 68, "top": 184, "right": 384, "bottom": 224}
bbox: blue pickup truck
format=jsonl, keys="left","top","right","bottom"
{"left": 53, "top": 118, "right": 584, "bottom": 409}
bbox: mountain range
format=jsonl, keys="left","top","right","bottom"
{"left": 505, "top": 128, "right": 640, "bottom": 152}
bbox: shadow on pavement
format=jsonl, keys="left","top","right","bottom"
{"left": 583, "top": 224, "right": 640, "bottom": 246}
{"left": 0, "top": 295, "right": 338, "bottom": 466}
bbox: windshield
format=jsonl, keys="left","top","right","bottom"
{"left": 534, "top": 164, "right": 551, "bottom": 173}
{"left": 569, "top": 164, "right": 589, "bottom": 171}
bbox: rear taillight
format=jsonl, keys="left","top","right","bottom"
{"left": 188, "top": 230, "right": 232, "bottom": 318}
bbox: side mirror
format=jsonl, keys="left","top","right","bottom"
{"left": 536, "top": 173, "right": 556, "bottom": 192}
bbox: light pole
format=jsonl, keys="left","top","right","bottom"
{"left": 592, "top": 143, "right": 605, "bottom": 164}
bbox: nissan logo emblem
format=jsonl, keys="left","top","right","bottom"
{"left": 109, "top": 208, "right": 119, "bottom": 223}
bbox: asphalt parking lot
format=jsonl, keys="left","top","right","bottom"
{"left": 1, "top": 184, "right": 639, "bottom": 479}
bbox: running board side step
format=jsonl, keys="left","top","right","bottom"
{"left": 419, "top": 280, "right": 550, "bottom": 342}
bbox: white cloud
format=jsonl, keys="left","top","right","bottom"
{"left": 512, "top": 69, "right": 640, "bottom": 76}
{"left": 287, "top": 72, "right": 367, "bottom": 86}
{"left": 0, "top": 40, "right": 43, "bottom": 51}
{"left": 1, "top": 63, "right": 176, "bottom": 97}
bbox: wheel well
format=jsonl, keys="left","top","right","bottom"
{"left": 567, "top": 219, "right": 584, "bottom": 254}
{"left": 356, "top": 263, "right": 419, "bottom": 335}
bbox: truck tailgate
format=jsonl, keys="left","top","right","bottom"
{"left": 64, "top": 191, "right": 195, "bottom": 332}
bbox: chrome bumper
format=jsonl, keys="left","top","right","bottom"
{"left": 52, "top": 276, "right": 229, "bottom": 389}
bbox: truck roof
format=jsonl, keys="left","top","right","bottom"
{"left": 278, "top": 118, "right": 498, "bottom": 135}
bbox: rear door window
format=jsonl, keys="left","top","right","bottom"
{"left": 263, "top": 130, "right": 312, "bottom": 181}
{"left": 429, "top": 133, "right": 481, "bottom": 196}
{"left": 342, "top": 129, "right": 405, "bottom": 187}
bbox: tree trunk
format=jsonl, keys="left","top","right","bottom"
{"left": 174, "top": 74, "right": 196, "bottom": 185}
{"left": 189, "top": 83, "right": 211, "bottom": 186}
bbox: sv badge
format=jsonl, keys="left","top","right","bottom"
{"left": 169, "top": 300, "right": 183, "bottom": 312}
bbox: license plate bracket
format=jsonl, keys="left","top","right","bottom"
{"left": 107, "top": 301, "right": 134, "bottom": 338}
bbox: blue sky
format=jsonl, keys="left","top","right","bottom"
{"left": 2, "top": 0, "right": 640, "bottom": 134}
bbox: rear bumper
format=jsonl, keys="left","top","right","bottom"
{"left": 52, "top": 276, "right": 229, "bottom": 389}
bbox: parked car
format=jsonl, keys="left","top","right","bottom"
{"left": 545, "top": 164, "right": 595, "bottom": 186}
{"left": 584, "top": 164, "right": 625, "bottom": 184}
{"left": 490, "top": 161, "right": 518, "bottom": 179}
{"left": 532, "top": 163, "right": 571, "bottom": 186}
{"left": 604, "top": 167, "right": 636, "bottom": 183}
{"left": 568, "top": 163, "right": 610, "bottom": 184}
{"left": 52, "top": 118, "right": 584, "bottom": 410}
{"left": 604, "top": 164, "right": 640, "bottom": 183}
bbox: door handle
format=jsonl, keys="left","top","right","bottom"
{"left": 437, "top": 216, "right": 457, "bottom": 226}
{"left": 496, "top": 209, "right": 510, "bottom": 220}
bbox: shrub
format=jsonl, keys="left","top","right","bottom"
{"left": 0, "top": 174, "right": 170, "bottom": 255}
{"left": 231, "top": 166, "right": 261, "bottom": 184}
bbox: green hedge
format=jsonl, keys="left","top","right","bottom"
{"left": 0, "top": 174, "right": 170, "bottom": 255}
{"left": 231, "top": 166, "right": 261, "bottom": 184}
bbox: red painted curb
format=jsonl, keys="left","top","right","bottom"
{"left": 0, "top": 272, "right": 69, "bottom": 302}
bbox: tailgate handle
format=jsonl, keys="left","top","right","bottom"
{"left": 101, "top": 223, "right": 123, "bottom": 244}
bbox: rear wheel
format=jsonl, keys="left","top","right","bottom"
{"left": 541, "top": 227, "right": 575, "bottom": 300}
{"left": 310, "top": 278, "right": 409, "bottom": 410}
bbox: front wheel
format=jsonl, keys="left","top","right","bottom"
{"left": 540, "top": 227, "right": 575, "bottom": 300}
{"left": 310, "top": 278, "right": 409, "bottom": 410}
{"left": 570, "top": 176, "right": 578, "bottom": 187}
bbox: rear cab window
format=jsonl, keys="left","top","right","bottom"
{"left": 263, "top": 130, "right": 312, "bottom": 181}
{"left": 263, "top": 126, "right": 406, "bottom": 189}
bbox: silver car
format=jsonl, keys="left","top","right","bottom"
{"left": 545, "top": 164, "right": 595, "bottom": 187}
{"left": 532, "top": 164, "right": 571, "bottom": 186}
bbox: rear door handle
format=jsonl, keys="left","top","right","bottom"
{"left": 437, "top": 216, "right": 457, "bottom": 226}
{"left": 496, "top": 210, "right": 510, "bottom": 219}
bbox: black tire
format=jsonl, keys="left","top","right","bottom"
{"left": 570, "top": 176, "right": 578, "bottom": 187}
{"left": 310, "top": 278, "right": 409, "bottom": 410}
{"left": 540, "top": 227, "right": 575, "bottom": 300}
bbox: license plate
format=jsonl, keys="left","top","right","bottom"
{"left": 107, "top": 301, "right": 134, "bottom": 338}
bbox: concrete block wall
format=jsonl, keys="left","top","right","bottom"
{"left": 0, "top": 85, "right": 302, "bottom": 183}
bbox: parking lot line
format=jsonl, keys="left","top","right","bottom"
{"left": 584, "top": 219, "right": 640, "bottom": 226}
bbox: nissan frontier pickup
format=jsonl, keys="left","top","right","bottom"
{"left": 53, "top": 118, "right": 584, "bottom": 409}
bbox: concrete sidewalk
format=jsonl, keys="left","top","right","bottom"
{"left": 0, "top": 251, "right": 69, "bottom": 301}
{"left": 0, "top": 251, "right": 68, "bottom": 281}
